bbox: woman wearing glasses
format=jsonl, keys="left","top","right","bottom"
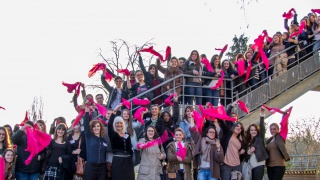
{"left": 137, "top": 126, "right": 166, "bottom": 180}
{"left": 190, "top": 125, "right": 224, "bottom": 180}
{"left": 127, "top": 70, "right": 154, "bottom": 101}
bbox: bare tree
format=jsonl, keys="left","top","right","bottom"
{"left": 28, "top": 96, "right": 44, "bottom": 122}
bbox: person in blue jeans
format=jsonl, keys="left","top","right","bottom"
{"left": 183, "top": 50, "right": 203, "bottom": 106}
{"left": 190, "top": 124, "right": 224, "bottom": 180}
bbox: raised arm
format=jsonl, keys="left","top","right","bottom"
{"left": 279, "top": 106, "right": 293, "bottom": 141}
{"left": 259, "top": 107, "right": 266, "bottom": 142}
{"left": 139, "top": 55, "right": 147, "bottom": 75}
{"left": 101, "top": 70, "right": 113, "bottom": 93}
{"left": 83, "top": 106, "right": 92, "bottom": 137}
{"left": 106, "top": 68, "right": 116, "bottom": 78}
{"left": 156, "top": 58, "right": 166, "bottom": 74}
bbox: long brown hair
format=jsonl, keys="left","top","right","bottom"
{"left": 121, "top": 109, "right": 134, "bottom": 136}
{"left": 90, "top": 120, "right": 106, "bottom": 137}
{"left": 0, "top": 127, "right": 12, "bottom": 149}
{"left": 187, "top": 50, "right": 201, "bottom": 68}
{"left": 53, "top": 123, "right": 68, "bottom": 142}
{"left": 245, "top": 124, "right": 260, "bottom": 146}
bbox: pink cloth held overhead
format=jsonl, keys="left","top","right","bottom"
{"left": 117, "top": 69, "right": 130, "bottom": 76}
{"left": 262, "top": 30, "right": 273, "bottom": 43}
{"left": 87, "top": 99, "right": 107, "bottom": 116}
{"left": 282, "top": 8, "right": 295, "bottom": 19}
{"left": 0, "top": 106, "right": 5, "bottom": 110}
{"left": 204, "top": 105, "right": 237, "bottom": 122}
{"left": 132, "top": 98, "right": 150, "bottom": 106}
{"left": 137, "top": 131, "right": 169, "bottom": 149}
{"left": 122, "top": 98, "right": 131, "bottom": 109}
{"left": 73, "top": 107, "right": 85, "bottom": 128}
{"left": 134, "top": 107, "right": 147, "bottom": 125}
{"left": 139, "top": 46, "right": 171, "bottom": 63}
{"left": 289, "top": 21, "right": 306, "bottom": 38}
{"left": 215, "top": 44, "right": 228, "bottom": 54}
{"left": 262, "top": 104, "right": 283, "bottom": 114}
{"left": 244, "top": 60, "right": 252, "bottom": 83}
{"left": 237, "top": 100, "right": 250, "bottom": 114}
{"left": 62, "top": 81, "right": 81, "bottom": 93}
{"left": 25, "top": 126, "right": 51, "bottom": 165}
{"left": 176, "top": 142, "right": 187, "bottom": 161}
{"left": 88, "top": 63, "right": 106, "bottom": 78}
{"left": 233, "top": 59, "right": 245, "bottom": 76}
{"left": 311, "top": 9, "right": 320, "bottom": 14}
{"left": 192, "top": 110, "right": 204, "bottom": 133}
{"left": 201, "top": 57, "right": 213, "bottom": 72}
{"left": 19, "top": 111, "right": 29, "bottom": 126}
{"left": 279, "top": 106, "right": 293, "bottom": 141}
{"left": 0, "top": 157, "right": 4, "bottom": 180}
{"left": 210, "top": 70, "right": 224, "bottom": 90}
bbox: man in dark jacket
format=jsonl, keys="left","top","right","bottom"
{"left": 101, "top": 72, "right": 129, "bottom": 111}
{"left": 11, "top": 121, "right": 45, "bottom": 180}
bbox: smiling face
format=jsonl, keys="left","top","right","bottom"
{"left": 4, "top": 150, "right": 14, "bottom": 163}
{"left": 233, "top": 124, "right": 242, "bottom": 135}
{"left": 146, "top": 127, "right": 155, "bottom": 140}
{"left": 206, "top": 128, "right": 216, "bottom": 139}
{"left": 273, "top": 35, "right": 280, "bottom": 43}
{"left": 151, "top": 106, "right": 159, "bottom": 116}
{"left": 149, "top": 66, "right": 156, "bottom": 75}
{"left": 223, "top": 61, "right": 230, "bottom": 70}
{"left": 214, "top": 56, "right": 220, "bottom": 65}
{"left": 175, "top": 130, "right": 184, "bottom": 142}
{"left": 0, "top": 129, "right": 5, "bottom": 142}
{"left": 179, "top": 59, "right": 185, "bottom": 67}
{"left": 135, "top": 71, "right": 144, "bottom": 82}
{"left": 92, "top": 123, "right": 101, "bottom": 136}
{"left": 249, "top": 125, "right": 258, "bottom": 138}
{"left": 270, "top": 124, "right": 279, "bottom": 136}
{"left": 122, "top": 110, "right": 130, "bottom": 121}
{"left": 185, "top": 108, "right": 192, "bottom": 119}
{"left": 56, "top": 127, "right": 65, "bottom": 138}
{"left": 116, "top": 121, "right": 124, "bottom": 132}
{"left": 171, "top": 58, "right": 178, "bottom": 68}
{"left": 191, "top": 51, "right": 198, "bottom": 61}
{"left": 95, "top": 94, "right": 104, "bottom": 105}
{"left": 163, "top": 113, "right": 170, "bottom": 122}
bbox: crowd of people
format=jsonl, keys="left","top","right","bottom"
{"left": 0, "top": 8, "right": 319, "bottom": 180}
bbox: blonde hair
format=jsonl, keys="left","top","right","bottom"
{"left": 113, "top": 116, "right": 126, "bottom": 134}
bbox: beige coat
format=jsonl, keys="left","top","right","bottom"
{"left": 137, "top": 138, "right": 166, "bottom": 180}
{"left": 166, "top": 141, "right": 193, "bottom": 180}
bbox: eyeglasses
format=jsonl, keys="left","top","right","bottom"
{"left": 136, "top": 74, "right": 143, "bottom": 76}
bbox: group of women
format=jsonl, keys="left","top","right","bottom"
{"left": 0, "top": 9, "right": 317, "bottom": 180}
{"left": 1, "top": 97, "right": 292, "bottom": 180}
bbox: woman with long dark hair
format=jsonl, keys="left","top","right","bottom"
{"left": 139, "top": 54, "right": 164, "bottom": 105}
{"left": 108, "top": 104, "right": 135, "bottom": 180}
{"left": 221, "top": 60, "right": 237, "bottom": 106}
{"left": 82, "top": 105, "right": 108, "bottom": 180}
{"left": 179, "top": 106, "right": 194, "bottom": 142}
{"left": 245, "top": 121, "right": 269, "bottom": 180}
{"left": 43, "top": 123, "right": 71, "bottom": 180}
{"left": 0, "top": 127, "right": 12, "bottom": 155}
{"left": 2, "top": 148, "right": 16, "bottom": 180}
{"left": 183, "top": 50, "right": 203, "bottom": 105}
{"left": 220, "top": 120, "right": 246, "bottom": 180}
{"left": 137, "top": 126, "right": 166, "bottom": 180}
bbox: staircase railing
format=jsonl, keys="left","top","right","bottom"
{"left": 128, "top": 39, "right": 320, "bottom": 121}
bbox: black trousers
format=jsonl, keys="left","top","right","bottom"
{"left": 84, "top": 162, "right": 107, "bottom": 180}
{"left": 267, "top": 166, "right": 285, "bottom": 180}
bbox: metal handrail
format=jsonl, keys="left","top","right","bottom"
{"left": 128, "top": 38, "right": 320, "bottom": 120}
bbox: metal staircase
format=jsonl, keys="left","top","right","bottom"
{"left": 129, "top": 39, "right": 320, "bottom": 126}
